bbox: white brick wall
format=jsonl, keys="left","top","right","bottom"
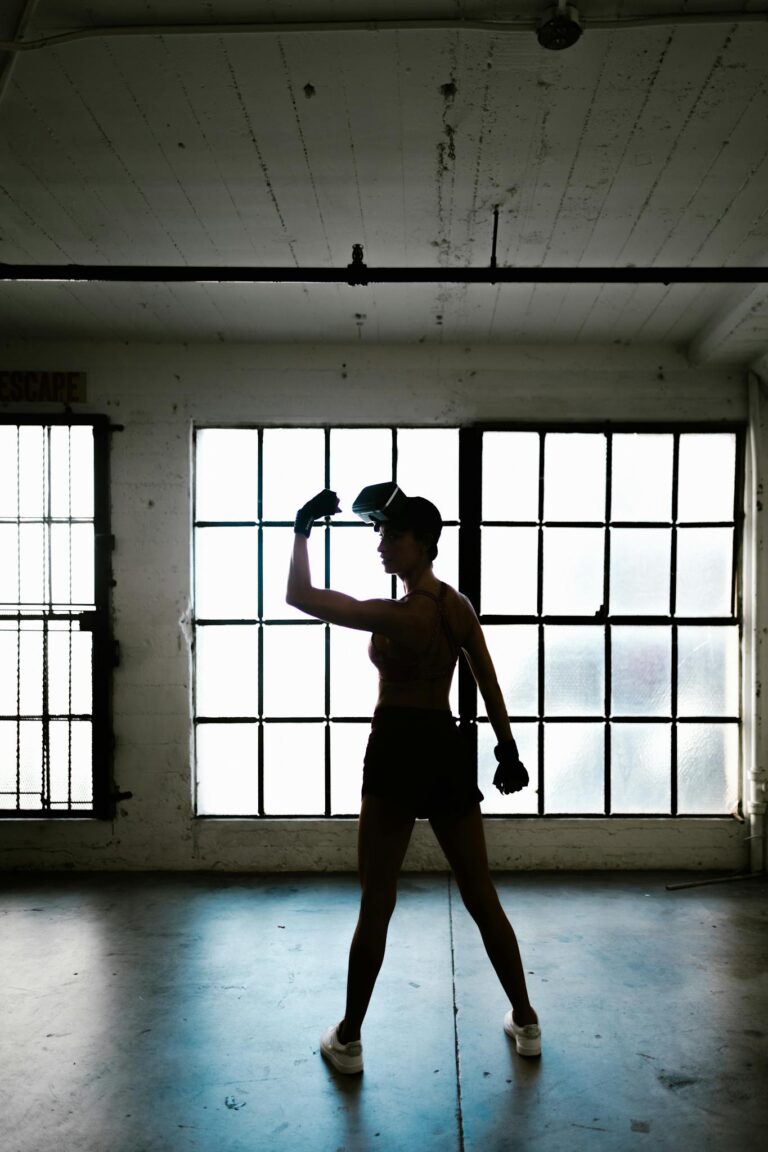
{"left": 0, "top": 340, "right": 755, "bottom": 871}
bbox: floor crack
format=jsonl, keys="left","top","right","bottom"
{"left": 447, "top": 874, "right": 465, "bottom": 1152}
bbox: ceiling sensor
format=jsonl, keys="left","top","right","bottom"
{"left": 537, "top": 3, "right": 583, "bottom": 50}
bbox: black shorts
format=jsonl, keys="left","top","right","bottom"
{"left": 361, "top": 706, "right": 484, "bottom": 820}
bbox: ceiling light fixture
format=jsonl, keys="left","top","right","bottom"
{"left": 536, "top": 1, "right": 583, "bottom": 50}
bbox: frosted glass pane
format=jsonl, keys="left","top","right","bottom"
{"left": 331, "top": 525, "right": 391, "bottom": 603}
{"left": 330, "top": 723, "right": 369, "bottom": 814}
{"left": 544, "top": 723, "right": 604, "bottom": 813}
{"left": 51, "top": 524, "right": 94, "bottom": 608}
{"left": 482, "top": 432, "right": 540, "bottom": 521}
{"left": 676, "top": 529, "right": 732, "bottom": 616}
{"left": 331, "top": 628, "right": 379, "bottom": 716}
{"left": 17, "top": 426, "right": 45, "bottom": 518}
{"left": 49, "top": 720, "right": 92, "bottom": 804}
{"left": 436, "top": 525, "right": 459, "bottom": 590}
{"left": 545, "top": 627, "right": 604, "bottom": 716}
{"left": 195, "top": 625, "right": 258, "bottom": 717}
{"left": 396, "top": 429, "right": 459, "bottom": 521}
{"left": 47, "top": 628, "right": 92, "bottom": 715}
{"left": 478, "top": 721, "right": 538, "bottom": 814}
{"left": 263, "top": 723, "right": 325, "bottom": 815}
{"left": 16, "top": 626, "right": 42, "bottom": 714}
{"left": 677, "top": 723, "right": 739, "bottom": 815}
{"left": 544, "top": 434, "right": 606, "bottom": 521}
{"left": 196, "top": 722, "right": 258, "bottom": 815}
{"left": 0, "top": 426, "right": 19, "bottom": 517}
{"left": 262, "top": 429, "right": 325, "bottom": 521}
{"left": 195, "top": 429, "right": 258, "bottom": 522}
{"left": 0, "top": 624, "right": 17, "bottom": 714}
{"left": 678, "top": 434, "right": 736, "bottom": 522}
{"left": 262, "top": 526, "right": 324, "bottom": 621}
{"left": 330, "top": 429, "right": 392, "bottom": 513}
{"left": 482, "top": 625, "right": 538, "bottom": 716}
{"left": 678, "top": 626, "right": 739, "bottom": 717}
{"left": 16, "top": 720, "right": 42, "bottom": 800}
{"left": 610, "top": 529, "right": 670, "bottom": 615}
{"left": 543, "top": 528, "right": 604, "bottom": 616}
{"left": 611, "top": 626, "right": 671, "bottom": 716}
{"left": 611, "top": 434, "right": 673, "bottom": 522}
{"left": 50, "top": 426, "right": 94, "bottom": 519}
{"left": 611, "top": 723, "right": 671, "bottom": 813}
{"left": 262, "top": 625, "right": 325, "bottom": 716}
{"left": 195, "top": 527, "right": 258, "bottom": 619}
{"left": 0, "top": 524, "right": 46, "bottom": 608}
{"left": 481, "top": 528, "right": 538, "bottom": 615}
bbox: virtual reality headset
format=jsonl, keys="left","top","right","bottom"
{"left": 352, "top": 481, "right": 442, "bottom": 542}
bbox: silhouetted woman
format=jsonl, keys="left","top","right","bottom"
{"left": 286, "top": 486, "right": 540, "bottom": 1075}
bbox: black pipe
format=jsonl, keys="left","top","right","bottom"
{"left": 0, "top": 264, "right": 765, "bottom": 284}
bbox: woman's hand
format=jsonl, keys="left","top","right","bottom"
{"left": 294, "top": 490, "right": 342, "bottom": 537}
{"left": 493, "top": 737, "right": 529, "bottom": 794}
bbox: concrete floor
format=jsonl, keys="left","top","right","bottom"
{"left": 1, "top": 870, "right": 766, "bottom": 1152}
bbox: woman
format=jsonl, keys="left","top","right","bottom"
{"left": 286, "top": 486, "right": 540, "bottom": 1075}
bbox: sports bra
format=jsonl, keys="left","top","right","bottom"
{"left": 368, "top": 582, "right": 461, "bottom": 683}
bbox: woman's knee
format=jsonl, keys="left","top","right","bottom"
{"left": 359, "top": 885, "right": 398, "bottom": 924}
{"left": 458, "top": 878, "right": 501, "bottom": 923}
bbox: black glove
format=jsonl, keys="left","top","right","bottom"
{"left": 294, "top": 489, "right": 341, "bottom": 537}
{"left": 493, "top": 737, "right": 529, "bottom": 795}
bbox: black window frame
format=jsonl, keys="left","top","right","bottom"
{"left": 0, "top": 414, "right": 116, "bottom": 820}
{"left": 192, "top": 421, "right": 745, "bottom": 820}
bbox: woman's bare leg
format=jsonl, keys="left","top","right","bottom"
{"left": 337, "top": 793, "right": 416, "bottom": 1043}
{"left": 429, "top": 803, "right": 537, "bottom": 1026}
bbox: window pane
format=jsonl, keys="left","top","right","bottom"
{"left": 16, "top": 623, "right": 42, "bottom": 714}
{"left": 676, "top": 529, "right": 733, "bottom": 616}
{"left": 611, "top": 626, "right": 671, "bottom": 716}
{"left": 262, "top": 625, "right": 325, "bottom": 716}
{"left": 483, "top": 432, "right": 539, "bottom": 521}
{"left": 678, "top": 626, "right": 739, "bottom": 717}
{"left": 330, "top": 429, "right": 392, "bottom": 512}
{"left": 195, "top": 429, "right": 258, "bottom": 522}
{"left": 396, "top": 429, "right": 459, "bottom": 521}
{"left": 47, "top": 626, "right": 92, "bottom": 715}
{"left": 50, "top": 720, "right": 92, "bottom": 804}
{"left": 543, "top": 528, "right": 604, "bottom": 616}
{"left": 677, "top": 723, "right": 739, "bottom": 814}
{"left": 196, "top": 722, "right": 258, "bottom": 815}
{"left": 330, "top": 723, "right": 369, "bottom": 814}
{"left": 263, "top": 723, "right": 325, "bottom": 815}
{"left": 331, "top": 628, "right": 378, "bottom": 716}
{"left": 51, "top": 524, "right": 95, "bottom": 608}
{"left": 545, "top": 626, "right": 604, "bottom": 716}
{"left": 331, "top": 525, "right": 393, "bottom": 603}
{"left": 196, "top": 625, "right": 258, "bottom": 717}
{"left": 0, "top": 426, "right": 19, "bottom": 517}
{"left": 195, "top": 527, "right": 258, "bottom": 619}
{"left": 481, "top": 527, "right": 538, "bottom": 615}
{"left": 262, "top": 526, "right": 323, "bottom": 621}
{"left": 544, "top": 434, "right": 605, "bottom": 522}
{"left": 50, "top": 426, "right": 94, "bottom": 519}
{"left": 0, "top": 524, "right": 46, "bottom": 609}
{"left": 482, "top": 625, "right": 538, "bottom": 716}
{"left": 544, "top": 723, "right": 604, "bottom": 813}
{"left": 610, "top": 528, "right": 670, "bottom": 616}
{"left": 479, "top": 721, "right": 538, "bottom": 814}
{"left": 436, "top": 525, "right": 459, "bottom": 590}
{"left": 611, "top": 723, "right": 671, "bottom": 813}
{"left": 16, "top": 720, "right": 43, "bottom": 805}
{"left": 678, "top": 434, "right": 736, "bottom": 522}
{"left": 611, "top": 434, "right": 673, "bottom": 522}
{"left": 262, "top": 429, "right": 325, "bottom": 521}
{"left": 17, "top": 426, "right": 46, "bottom": 518}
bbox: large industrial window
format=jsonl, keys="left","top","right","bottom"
{"left": 193, "top": 425, "right": 743, "bottom": 819}
{"left": 0, "top": 417, "right": 114, "bottom": 818}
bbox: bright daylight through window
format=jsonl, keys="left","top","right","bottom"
{"left": 0, "top": 420, "right": 110, "bottom": 816}
{"left": 193, "top": 427, "right": 742, "bottom": 820}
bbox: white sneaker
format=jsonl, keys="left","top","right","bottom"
{"left": 320, "top": 1024, "right": 364, "bottom": 1074}
{"left": 503, "top": 1010, "right": 542, "bottom": 1057}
